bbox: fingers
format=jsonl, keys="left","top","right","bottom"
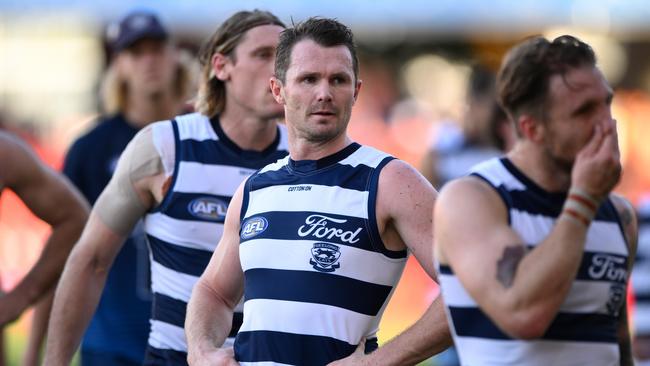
{"left": 578, "top": 124, "right": 604, "bottom": 157}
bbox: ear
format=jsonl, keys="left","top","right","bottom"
{"left": 270, "top": 76, "right": 285, "bottom": 105}
{"left": 211, "top": 53, "right": 230, "bottom": 81}
{"left": 518, "top": 114, "right": 544, "bottom": 143}
{"left": 352, "top": 79, "right": 362, "bottom": 104}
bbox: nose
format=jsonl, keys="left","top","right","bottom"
{"left": 316, "top": 80, "right": 333, "bottom": 103}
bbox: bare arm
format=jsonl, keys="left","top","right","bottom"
{"left": 186, "top": 183, "right": 245, "bottom": 366}
{"left": 0, "top": 132, "right": 89, "bottom": 326}
{"left": 332, "top": 160, "right": 452, "bottom": 365}
{"left": 435, "top": 121, "right": 622, "bottom": 339}
{"left": 610, "top": 195, "right": 638, "bottom": 366}
{"left": 22, "top": 290, "right": 54, "bottom": 366}
{"left": 43, "top": 127, "right": 162, "bottom": 366}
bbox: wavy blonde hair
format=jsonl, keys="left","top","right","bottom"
{"left": 100, "top": 48, "right": 198, "bottom": 115}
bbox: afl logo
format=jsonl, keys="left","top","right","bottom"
{"left": 241, "top": 217, "right": 269, "bottom": 239}
{"left": 310, "top": 243, "right": 341, "bottom": 272}
{"left": 188, "top": 197, "right": 228, "bottom": 221}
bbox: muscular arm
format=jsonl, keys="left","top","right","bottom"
{"left": 43, "top": 126, "right": 164, "bottom": 365}
{"left": 333, "top": 160, "right": 452, "bottom": 365}
{"left": 186, "top": 183, "right": 245, "bottom": 366}
{"left": 0, "top": 132, "right": 89, "bottom": 326}
{"left": 436, "top": 119, "right": 622, "bottom": 339}
{"left": 610, "top": 194, "right": 638, "bottom": 366}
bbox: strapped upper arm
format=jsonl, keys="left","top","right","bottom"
{"left": 93, "top": 125, "right": 165, "bottom": 235}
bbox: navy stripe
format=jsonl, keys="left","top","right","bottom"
{"left": 244, "top": 268, "right": 392, "bottom": 316}
{"left": 235, "top": 330, "right": 367, "bottom": 365}
{"left": 151, "top": 293, "right": 243, "bottom": 336}
{"left": 439, "top": 264, "right": 453, "bottom": 275}
{"left": 449, "top": 307, "right": 618, "bottom": 342}
{"left": 251, "top": 162, "right": 375, "bottom": 192}
{"left": 240, "top": 211, "right": 375, "bottom": 252}
{"left": 159, "top": 192, "right": 231, "bottom": 223}
{"left": 144, "top": 346, "right": 188, "bottom": 366}
{"left": 148, "top": 235, "right": 212, "bottom": 277}
{"left": 636, "top": 292, "right": 650, "bottom": 302}
{"left": 179, "top": 139, "right": 287, "bottom": 169}
{"left": 151, "top": 293, "right": 186, "bottom": 328}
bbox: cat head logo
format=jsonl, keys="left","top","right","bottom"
{"left": 310, "top": 242, "right": 341, "bottom": 272}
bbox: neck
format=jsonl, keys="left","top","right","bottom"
{"left": 219, "top": 106, "right": 278, "bottom": 151}
{"left": 289, "top": 132, "right": 351, "bottom": 161}
{"left": 124, "top": 91, "right": 181, "bottom": 129}
{"left": 507, "top": 141, "right": 572, "bottom": 193}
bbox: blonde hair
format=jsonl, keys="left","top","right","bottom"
{"left": 194, "top": 10, "right": 284, "bottom": 118}
{"left": 100, "top": 48, "right": 198, "bottom": 115}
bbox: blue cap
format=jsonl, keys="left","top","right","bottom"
{"left": 106, "top": 11, "right": 168, "bottom": 52}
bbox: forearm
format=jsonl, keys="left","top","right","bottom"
{"left": 186, "top": 280, "right": 234, "bottom": 363}
{"left": 43, "top": 249, "right": 111, "bottom": 366}
{"left": 366, "top": 297, "right": 452, "bottom": 365}
{"left": 10, "top": 213, "right": 87, "bottom": 308}
{"left": 23, "top": 291, "right": 54, "bottom": 366}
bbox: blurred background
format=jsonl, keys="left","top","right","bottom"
{"left": 1, "top": 0, "right": 650, "bottom": 364}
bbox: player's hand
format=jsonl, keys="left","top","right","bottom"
{"left": 327, "top": 338, "right": 369, "bottom": 366}
{"left": 571, "top": 118, "right": 621, "bottom": 202}
{"left": 187, "top": 346, "right": 239, "bottom": 366}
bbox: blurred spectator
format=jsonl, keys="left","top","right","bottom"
{"left": 633, "top": 197, "right": 650, "bottom": 365}
{"left": 57, "top": 10, "right": 194, "bottom": 366}
{"left": 420, "top": 65, "right": 514, "bottom": 189}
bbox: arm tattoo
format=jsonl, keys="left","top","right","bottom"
{"left": 496, "top": 245, "right": 526, "bottom": 288}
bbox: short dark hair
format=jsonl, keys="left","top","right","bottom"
{"left": 275, "top": 17, "right": 358, "bottom": 83}
{"left": 497, "top": 35, "right": 596, "bottom": 126}
{"left": 195, "top": 10, "right": 285, "bottom": 117}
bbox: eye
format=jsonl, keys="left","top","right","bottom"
{"left": 331, "top": 76, "right": 349, "bottom": 85}
{"left": 302, "top": 75, "right": 317, "bottom": 84}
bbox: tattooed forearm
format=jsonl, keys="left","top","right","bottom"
{"left": 496, "top": 245, "right": 526, "bottom": 288}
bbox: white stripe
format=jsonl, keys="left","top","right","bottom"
{"left": 454, "top": 336, "right": 618, "bottom": 366}
{"left": 173, "top": 162, "right": 254, "bottom": 195}
{"left": 240, "top": 239, "right": 406, "bottom": 286}
{"left": 151, "top": 261, "right": 199, "bottom": 302}
{"left": 510, "top": 210, "right": 627, "bottom": 256}
{"left": 471, "top": 159, "right": 527, "bottom": 191}
{"left": 338, "top": 145, "right": 389, "bottom": 168}
{"left": 176, "top": 113, "right": 217, "bottom": 141}
{"left": 247, "top": 185, "right": 369, "bottom": 218}
{"left": 240, "top": 298, "right": 374, "bottom": 345}
{"left": 145, "top": 212, "right": 222, "bottom": 251}
{"left": 442, "top": 276, "right": 616, "bottom": 314}
{"left": 634, "top": 303, "right": 650, "bottom": 334}
{"left": 148, "top": 320, "right": 187, "bottom": 352}
{"left": 438, "top": 274, "right": 476, "bottom": 307}
{"left": 259, "top": 155, "right": 290, "bottom": 174}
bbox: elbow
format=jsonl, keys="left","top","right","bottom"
{"left": 497, "top": 306, "right": 555, "bottom": 340}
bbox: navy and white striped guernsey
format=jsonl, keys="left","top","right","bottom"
{"left": 235, "top": 142, "right": 408, "bottom": 366}
{"left": 142, "top": 113, "right": 288, "bottom": 365}
{"left": 438, "top": 157, "right": 629, "bottom": 366}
